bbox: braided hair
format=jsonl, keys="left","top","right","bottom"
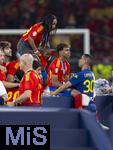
{"left": 40, "top": 14, "right": 57, "bottom": 48}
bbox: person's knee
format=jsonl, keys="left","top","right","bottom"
{"left": 71, "top": 89, "right": 80, "bottom": 96}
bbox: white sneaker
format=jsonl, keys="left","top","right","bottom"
{"left": 99, "top": 123, "right": 110, "bottom": 130}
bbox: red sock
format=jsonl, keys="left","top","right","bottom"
{"left": 94, "top": 97, "right": 98, "bottom": 120}
{"left": 73, "top": 94, "right": 82, "bottom": 109}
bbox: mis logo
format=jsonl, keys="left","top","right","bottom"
{"left": 0, "top": 125, "right": 50, "bottom": 150}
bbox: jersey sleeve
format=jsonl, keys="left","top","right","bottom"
{"left": 7, "top": 61, "right": 19, "bottom": 75}
{"left": 0, "top": 71, "right": 6, "bottom": 81}
{"left": 69, "top": 72, "right": 84, "bottom": 86}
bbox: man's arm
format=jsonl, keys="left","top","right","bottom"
{"left": 51, "top": 81, "right": 72, "bottom": 96}
{"left": 7, "top": 74, "right": 14, "bottom": 82}
{"left": 28, "top": 36, "right": 39, "bottom": 52}
{"left": 51, "top": 74, "right": 63, "bottom": 87}
{"left": 3, "top": 81, "right": 19, "bottom": 88}
{"left": 0, "top": 65, "right": 7, "bottom": 73}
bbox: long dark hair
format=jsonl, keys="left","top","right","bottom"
{"left": 40, "top": 14, "right": 57, "bottom": 48}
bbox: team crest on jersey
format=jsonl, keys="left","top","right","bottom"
{"left": 74, "top": 74, "right": 78, "bottom": 78}
{"left": 32, "top": 31, "right": 37, "bottom": 36}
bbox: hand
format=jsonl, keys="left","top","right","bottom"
{"left": 50, "top": 91, "right": 56, "bottom": 96}
{"left": 34, "top": 49, "right": 40, "bottom": 54}
{"left": 0, "top": 65, "right": 7, "bottom": 73}
{"left": 6, "top": 102, "right": 15, "bottom": 107}
{"left": 16, "top": 83, "right": 20, "bottom": 87}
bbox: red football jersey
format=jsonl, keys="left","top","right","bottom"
{"left": 48, "top": 57, "right": 70, "bottom": 86}
{"left": 6, "top": 60, "right": 20, "bottom": 75}
{"left": 0, "top": 70, "right": 6, "bottom": 81}
{"left": 18, "top": 70, "right": 43, "bottom": 106}
{"left": 7, "top": 87, "right": 19, "bottom": 102}
{"left": 22, "top": 23, "right": 44, "bottom": 47}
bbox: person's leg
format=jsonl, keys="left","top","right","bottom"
{"left": 17, "top": 39, "right": 33, "bottom": 57}
{"left": 71, "top": 89, "right": 82, "bottom": 109}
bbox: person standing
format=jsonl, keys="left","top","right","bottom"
{"left": 17, "top": 14, "right": 57, "bottom": 57}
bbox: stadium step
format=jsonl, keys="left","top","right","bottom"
{"left": 51, "top": 147, "right": 98, "bottom": 150}
{"left": 50, "top": 129, "right": 93, "bottom": 147}
{"left": 0, "top": 107, "right": 111, "bottom": 149}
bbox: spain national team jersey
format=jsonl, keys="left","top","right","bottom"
{"left": 48, "top": 57, "right": 70, "bottom": 86}
{"left": 22, "top": 23, "right": 44, "bottom": 47}
{"left": 69, "top": 69, "right": 95, "bottom": 97}
{"left": 18, "top": 70, "right": 43, "bottom": 106}
{"left": 0, "top": 70, "right": 6, "bottom": 81}
{"left": 6, "top": 60, "right": 20, "bottom": 75}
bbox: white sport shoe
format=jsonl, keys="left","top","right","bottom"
{"left": 99, "top": 123, "right": 110, "bottom": 130}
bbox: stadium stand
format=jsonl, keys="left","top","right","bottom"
{"left": 1, "top": 0, "right": 113, "bottom": 68}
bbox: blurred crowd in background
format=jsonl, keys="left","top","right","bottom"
{"left": 0, "top": 0, "right": 113, "bottom": 79}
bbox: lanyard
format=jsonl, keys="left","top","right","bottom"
{"left": 61, "top": 61, "right": 66, "bottom": 75}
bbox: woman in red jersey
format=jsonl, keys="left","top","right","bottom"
{"left": 17, "top": 14, "right": 57, "bottom": 57}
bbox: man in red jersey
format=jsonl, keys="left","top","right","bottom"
{"left": 47, "top": 43, "right": 71, "bottom": 96}
{"left": 0, "top": 41, "right": 12, "bottom": 62}
{"left": 0, "top": 50, "right": 7, "bottom": 81}
{"left": 0, "top": 41, "right": 20, "bottom": 82}
{"left": 17, "top": 14, "right": 57, "bottom": 57}
{"left": 0, "top": 50, "right": 19, "bottom": 89}
{"left": 7, "top": 54, "right": 43, "bottom": 106}
{"left": 0, "top": 41, "right": 12, "bottom": 74}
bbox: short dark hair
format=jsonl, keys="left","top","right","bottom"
{"left": 0, "top": 41, "right": 11, "bottom": 50}
{"left": 83, "top": 54, "right": 93, "bottom": 65}
{"left": 56, "top": 43, "right": 69, "bottom": 52}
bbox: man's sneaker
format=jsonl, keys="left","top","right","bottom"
{"left": 99, "top": 123, "right": 110, "bottom": 130}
